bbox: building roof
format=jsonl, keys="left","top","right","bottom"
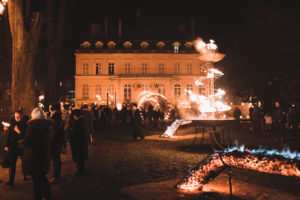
{"left": 76, "top": 40, "right": 198, "bottom": 54}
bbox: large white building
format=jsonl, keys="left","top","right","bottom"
{"left": 74, "top": 40, "right": 214, "bottom": 110}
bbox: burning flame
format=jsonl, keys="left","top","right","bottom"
{"left": 2, "top": 121, "right": 10, "bottom": 127}
{"left": 177, "top": 146, "right": 300, "bottom": 193}
{"left": 116, "top": 103, "right": 122, "bottom": 111}
{"left": 0, "top": 3, "right": 4, "bottom": 15}
{"left": 224, "top": 145, "right": 300, "bottom": 160}
{"left": 161, "top": 119, "right": 192, "bottom": 138}
{"left": 194, "top": 38, "right": 225, "bottom": 62}
{"left": 137, "top": 91, "right": 171, "bottom": 119}
{"left": 96, "top": 95, "right": 101, "bottom": 100}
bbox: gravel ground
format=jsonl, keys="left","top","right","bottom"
{"left": 0, "top": 122, "right": 299, "bottom": 200}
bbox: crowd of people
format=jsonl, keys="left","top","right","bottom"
{"left": 0, "top": 102, "right": 176, "bottom": 200}
{"left": 247, "top": 101, "right": 299, "bottom": 142}
{"left": 0, "top": 104, "right": 93, "bottom": 200}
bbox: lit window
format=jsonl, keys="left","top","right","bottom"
{"left": 174, "top": 46, "right": 179, "bottom": 53}
{"left": 123, "top": 41, "right": 133, "bottom": 48}
{"left": 125, "top": 63, "right": 131, "bottom": 74}
{"left": 140, "top": 41, "right": 149, "bottom": 48}
{"left": 83, "top": 63, "right": 89, "bottom": 75}
{"left": 174, "top": 84, "right": 181, "bottom": 96}
{"left": 108, "top": 63, "right": 114, "bottom": 75}
{"left": 157, "top": 41, "right": 165, "bottom": 48}
{"left": 142, "top": 63, "right": 148, "bottom": 75}
{"left": 81, "top": 41, "right": 91, "bottom": 48}
{"left": 187, "top": 63, "right": 192, "bottom": 75}
{"left": 175, "top": 63, "right": 180, "bottom": 75}
{"left": 199, "top": 86, "right": 206, "bottom": 95}
{"left": 107, "top": 41, "right": 116, "bottom": 48}
{"left": 186, "top": 84, "right": 193, "bottom": 94}
{"left": 158, "top": 84, "right": 165, "bottom": 96}
{"left": 124, "top": 84, "right": 131, "bottom": 101}
{"left": 200, "top": 65, "right": 206, "bottom": 76}
{"left": 96, "top": 63, "right": 101, "bottom": 75}
{"left": 184, "top": 42, "right": 193, "bottom": 48}
{"left": 107, "top": 84, "right": 115, "bottom": 96}
{"left": 95, "top": 84, "right": 101, "bottom": 97}
{"left": 159, "top": 63, "right": 164, "bottom": 75}
{"left": 82, "top": 84, "right": 89, "bottom": 99}
{"left": 95, "top": 41, "right": 104, "bottom": 48}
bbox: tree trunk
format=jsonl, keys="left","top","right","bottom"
{"left": 8, "top": 0, "right": 42, "bottom": 115}
{"left": 45, "top": 0, "right": 68, "bottom": 105}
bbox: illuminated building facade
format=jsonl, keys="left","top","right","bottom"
{"left": 74, "top": 40, "right": 214, "bottom": 108}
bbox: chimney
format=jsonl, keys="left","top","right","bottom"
{"left": 104, "top": 18, "right": 108, "bottom": 38}
{"left": 190, "top": 18, "right": 195, "bottom": 38}
{"left": 90, "top": 24, "right": 101, "bottom": 39}
{"left": 118, "top": 18, "right": 122, "bottom": 38}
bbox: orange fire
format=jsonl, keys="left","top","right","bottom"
{"left": 177, "top": 152, "right": 300, "bottom": 193}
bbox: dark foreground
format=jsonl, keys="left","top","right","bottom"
{"left": 0, "top": 123, "right": 300, "bottom": 200}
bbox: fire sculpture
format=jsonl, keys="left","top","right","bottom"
{"left": 177, "top": 146, "right": 300, "bottom": 193}
{"left": 161, "top": 39, "right": 231, "bottom": 138}
{"left": 137, "top": 91, "right": 172, "bottom": 120}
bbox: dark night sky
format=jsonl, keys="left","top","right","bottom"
{"left": 60, "top": 0, "right": 247, "bottom": 77}
{"left": 1, "top": 0, "right": 300, "bottom": 105}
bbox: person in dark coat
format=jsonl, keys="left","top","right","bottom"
{"left": 23, "top": 108, "right": 53, "bottom": 200}
{"left": 49, "top": 103, "right": 64, "bottom": 184}
{"left": 5, "top": 110, "right": 28, "bottom": 186}
{"left": 131, "top": 104, "right": 144, "bottom": 140}
{"left": 69, "top": 109, "right": 88, "bottom": 175}
{"left": 82, "top": 105, "right": 93, "bottom": 144}
{"left": 272, "top": 101, "right": 285, "bottom": 142}
{"left": 251, "top": 102, "right": 264, "bottom": 136}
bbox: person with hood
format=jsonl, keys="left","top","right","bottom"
{"left": 5, "top": 110, "right": 28, "bottom": 186}
{"left": 69, "top": 109, "right": 88, "bottom": 175}
{"left": 23, "top": 107, "right": 53, "bottom": 200}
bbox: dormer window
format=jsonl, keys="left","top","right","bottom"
{"left": 140, "top": 41, "right": 149, "bottom": 48}
{"left": 123, "top": 41, "right": 133, "bottom": 48}
{"left": 107, "top": 41, "right": 116, "bottom": 49}
{"left": 81, "top": 41, "right": 91, "bottom": 49}
{"left": 95, "top": 41, "right": 104, "bottom": 48}
{"left": 156, "top": 41, "right": 165, "bottom": 48}
{"left": 184, "top": 42, "right": 193, "bottom": 48}
{"left": 172, "top": 41, "right": 181, "bottom": 53}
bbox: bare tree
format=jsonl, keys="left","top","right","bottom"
{"left": 45, "top": 0, "right": 68, "bottom": 105}
{"left": 8, "top": 0, "right": 42, "bottom": 114}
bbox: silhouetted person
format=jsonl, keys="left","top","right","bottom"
{"left": 69, "top": 109, "right": 88, "bottom": 175}
{"left": 272, "top": 101, "right": 285, "bottom": 142}
{"left": 131, "top": 104, "right": 144, "bottom": 140}
{"left": 233, "top": 107, "right": 241, "bottom": 121}
{"left": 23, "top": 108, "right": 53, "bottom": 200}
{"left": 5, "top": 110, "right": 28, "bottom": 186}
{"left": 49, "top": 103, "right": 64, "bottom": 184}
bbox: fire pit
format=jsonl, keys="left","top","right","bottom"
{"left": 177, "top": 146, "right": 300, "bottom": 194}
{"left": 161, "top": 119, "right": 236, "bottom": 148}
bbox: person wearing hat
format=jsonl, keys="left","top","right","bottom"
{"left": 131, "top": 103, "right": 144, "bottom": 140}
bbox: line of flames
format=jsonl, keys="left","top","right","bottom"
{"left": 177, "top": 147, "right": 300, "bottom": 193}
{"left": 161, "top": 119, "right": 192, "bottom": 138}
